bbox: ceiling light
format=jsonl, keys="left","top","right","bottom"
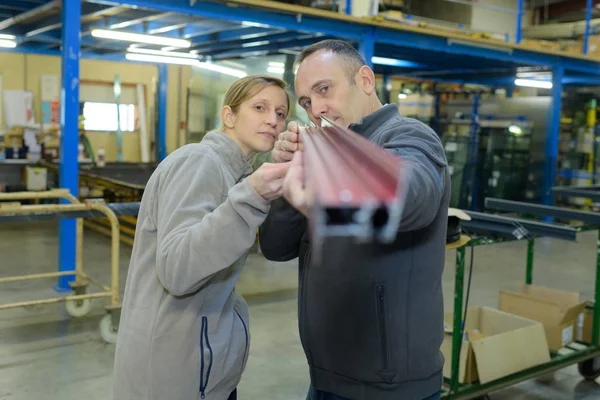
{"left": 241, "top": 21, "right": 271, "bottom": 28}
{"left": 268, "top": 61, "right": 285, "bottom": 67}
{"left": 514, "top": 78, "right": 552, "bottom": 89}
{"left": 92, "top": 29, "right": 191, "bottom": 48}
{"left": 372, "top": 57, "right": 422, "bottom": 68}
{"left": 128, "top": 47, "right": 198, "bottom": 59}
{"left": 126, "top": 53, "right": 200, "bottom": 66}
{"left": 398, "top": 93, "right": 408, "bottom": 99}
{"left": 0, "top": 39, "right": 17, "bottom": 48}
{"left": 508, "top": 125, "right": 523, "bottom": 135}
{"left": 197, "top": 62, "right": 247, "bottom": 78}
{"left": 242, "top": 40, "right": 269, "bottom": 48}
{"left": 0, "top": 34, "right": 16, "bottom": 40}
{"left": 267, "top": 66, "right": 285, "bottom": 74}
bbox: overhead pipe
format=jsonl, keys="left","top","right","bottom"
{"left": 0, "top": 0, "right": 60, "bottom": 32}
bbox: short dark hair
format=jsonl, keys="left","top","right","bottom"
{"left": 297, "top": 39, "right": 366, "bottom": 83}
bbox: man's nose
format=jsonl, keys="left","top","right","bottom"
{"left": 310, "top": 100, "right": 327, "bottom": 121}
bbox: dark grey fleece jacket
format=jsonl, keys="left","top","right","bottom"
{"left": 259, "top": 104, "right": 450, "bottom": 400}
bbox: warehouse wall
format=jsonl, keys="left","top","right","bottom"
{"left": 0, "top": 52, "right": 191, "bottom": 162}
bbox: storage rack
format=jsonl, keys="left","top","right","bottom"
{"left": 443, "top": 196, "right": 600, "bottom": 398}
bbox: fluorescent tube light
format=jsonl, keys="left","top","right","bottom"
{"left": 514, "top": 78, "right": 552, "bottom": 89}
{"left": 398, "top": 93, "right": 407, "bottom": 99}
{"left": 241, "top": 21, "right": 271, "bottom": 28}
{"left": 267, "top": 66, "right": 285, "bottom": 74}
{"left": 268, "top": 61, "right": 285, "bottom": 67}
{"left": 508, "top": 125, "right": 523, "bottom": 135}
{"left": 128, "top": 47, "right": 198, "bottom": 59}
{"left": 242, "top": 40, "right": 269, "bottom": 48}
{"left": 0, "top": 34, "right": 16, "bottom": 40}
{"left": 372, "top": 57, "right": 422, "bottom": 68}
{"left": 197, "top": 62, "right": 247, "bottom": 78}
{"left": 126, "top": 53, "right": 201, "bottom": 66}
{"left": 0, "top": 39, "right": 16, "bottom": 48}
{"left": 92, "top": 29, "right": 191, "bottom": 48}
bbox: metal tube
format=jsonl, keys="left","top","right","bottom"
{"left": 526, "top": 239, "right": 534, "bottom": 285}
{"left": 516, "top": 0, "right": 524, "bottom": 44}
{"left": 584, "top": 0, "right": 593, "bottom": 55}
{"left": 0, "top": 292, "right": 111, "bottom": 311}
{"left": 594, "top": 229, "right": 600, "bottom": 345}
{"left": 78, "top": 272, "right": 112, "bottom": 292}
{"left": 450, "top": 246, "right": 466, "bottom": 393}
{"left": 551, "top": 185, "right": 600, "bottom": 202}
{"left": 157, "top": 63, "right": 168, "bottom": 161}
{"left": 543, "top": 65, "right": 563, "bottom": 206}
{"left": 0, "top": 271, "right": 75, "bottom": 284}
{"left": 485, "top": 197, "right": 600, "bottom": 225}
{"left": 469, "top": 93, "right": 479, "bottom": 211}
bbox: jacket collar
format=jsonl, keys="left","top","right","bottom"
{"left": 348, "top": 103, "right": 399, "bottom": 138}
{"left": 202, "top": 130, "right": 253, "bottom": 177}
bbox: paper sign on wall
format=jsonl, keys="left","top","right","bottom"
{"left": 41, "top": 75, "right": 60, "bottom": 129}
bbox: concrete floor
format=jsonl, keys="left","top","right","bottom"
{"left": 1, "top": 221, "right": 600, "bottom": 399}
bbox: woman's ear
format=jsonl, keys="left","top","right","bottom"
{"left": 221, "top": 105, "right": 236, "bottom": 129}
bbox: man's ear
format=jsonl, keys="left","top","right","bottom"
{"left": 221, "top": 105, "right": 236, "bottom": 128}
{"left": 357, "top": 65, "right": 376, "bottom": 96}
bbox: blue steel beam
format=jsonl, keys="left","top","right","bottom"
{"left": 543, "top": 66, "right": 564, "bottom": 206}
{"left": 198, "top": 31, "right": 311, "bottom": 54}
{"left": 359, "top": 28, "right": 375, "bottom": 69}
{"left": 515, "top": 0, "right": 524, "bottom": 44}
{"left": 584, "top": 0, "right": 593, "bottom": 55}
{"left": 210, "top": 36, "right": 329, "bottom": 59}
{"left": 57, "top": 0, "right": 81, "bottom": 292}
{"left": 157, "top": 63, "right": 167, "bottom": 161}
{"left": 86, "top": 0, "right": 367, "bottom": 39}
{"left": 0, "top": 1, "right": 30, "bottom": 11}
{"left": 190, "top": 27, "right": 281, "bottom": 46}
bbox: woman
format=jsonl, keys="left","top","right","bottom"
{"left": 112, "top": 75, "right": 291, "bottom": 400}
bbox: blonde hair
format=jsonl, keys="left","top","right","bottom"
{"left": 219, "top": 75, "right": 291, "bottom": 129}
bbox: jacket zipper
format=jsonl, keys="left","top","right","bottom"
{"left": 376, "top": 284, "right": 389, "bottom": 371}
{"left": 199, "top": 316, "right": 213, "bottom": 399}
{"left": 301, "top": 247, "right": 313, "bottom": 364}
{"left": 234, "top": 309, "right": 249, "bottom": 369}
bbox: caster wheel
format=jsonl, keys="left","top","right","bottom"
{"left": 100, "top": 314, "right": 118, "bottom": 344}
{"left": 578, "top": 356, "right": 600, "bottom": 380}
{"left": 65, "top": 298, "right": 92, "bottom": 317}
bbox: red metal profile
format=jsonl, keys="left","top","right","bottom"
{"left": 300, "top": 119, "right": 408, "bottom": 248}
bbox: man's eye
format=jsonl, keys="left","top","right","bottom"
{"left": 302, "top": 100, "right": 311, "bottom": 108}
{"left": 320, "top": 87, "right": 328, "bottom": 94}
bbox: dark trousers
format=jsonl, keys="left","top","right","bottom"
{"left": 227, "top": 389, "right": 237, "bottom": 400}
{"left": 307, "top": 386, "right": 441, "bottom": 400}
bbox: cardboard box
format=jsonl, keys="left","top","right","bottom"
{"left": 24, "top": 166, "right": 47, "bottom": 191}
{"left": 499, "top": 285, "right": 587, "bottom": 350}
{"left": 580, "top": 304, "right": 599, "bottom": 345}
{"left": 441, "top": 307, "right": 550, "bottom": 384}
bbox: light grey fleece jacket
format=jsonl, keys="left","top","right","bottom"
{"left": 112, "top": 131, "right": 270, "bottom": 400}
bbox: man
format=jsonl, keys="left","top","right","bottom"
{"left": 259, "top": 40, "right": 450, "bottom": 400}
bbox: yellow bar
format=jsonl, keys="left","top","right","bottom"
{"left": 0, "top": 292, "right": 111, "bottom": 310}
{"left": 0, "top": 271, "right": 74, "bottom": 284}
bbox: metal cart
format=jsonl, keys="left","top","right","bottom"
{"left": 0, "top": 189, "right": 139, "bottom": 343}
{"left": 442, "top": 198, "right": 600, "bottom": 399}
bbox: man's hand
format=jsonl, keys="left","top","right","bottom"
{"left": 249, "top": 162, "right": 291, "bottom": 201}
{"left": 272, "top": 121, "right": 304, "bottom": 163}
{"left": 283, "top": 151, "right": 308, "bottom": 217}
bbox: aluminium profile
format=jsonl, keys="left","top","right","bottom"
{"left": 485, "top": 198, "right": 600, "bottom": 226}
{"left": 551, "top": 185, "right": 600, "bottom": 202}
{"left": 463, "top": 210, "right": 578, "bottom": 241}
{"left": 299, "top": 119, "right": 407, "bottom": 248}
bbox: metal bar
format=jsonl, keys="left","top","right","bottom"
{"left": 516, "top": 0, "right": 524, "bottom": 44}
{"left": 450, "top": 246, "right": 466, "bottom": 394}
{"left": 526, "top": 239, "right": 534, "bottom": 285}
{"left": 463, "top": 210, "right": 578, "bottom": 241}
{"left": 0, "top": 202, "right": 140, "bottom": 223}
{"left": 0, "top": 292, "right": 111, "bottom": 311}
{"left": 0, "top": 0, "right": 59, "bottom": 31}
{"left": 543, "top": 65, "right": 563, "bottom": 206}
{"left": 594, "top": 229, "right": 600, "bottom": 345}
{"left": 300, "top": 120, "right": 405, "bottom": 248}
{"left": 443, "top": 345, "right": 600, "bottom": 399}
{"left": 485, "top": 197, "right": 600, "bottom": 225}
{"left": 584, "top": 0, "right": 593, "bottom": 55}
{"left": 359, "top": 29, "right": 375, "bottom": 69}
{"left": 0, "top": 271, "right": 75, "bottom": 284}
{"left": 157, "top": 63, "right": 168, "bottom": 161}
{"left": 58, "top": 0, "right": 81, "bottom": 292}
{"left": 469, "top": 93, "right": 479, "bottom": 211}
{"left": 551, "top": 185, "right": 600, "bottom": 202}
{"left": 79, "top": 272, "right": 112, "bottom": 292}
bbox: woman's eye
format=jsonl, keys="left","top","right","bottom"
{"left": 277, "top": 112, "right": 285, "bottom": 118}
{"left": 255, "top": 105, "right": 264, "bottom": 111}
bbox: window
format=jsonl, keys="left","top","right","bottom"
{"left": 82, "top": 102, "right": 137, "bottom": 132}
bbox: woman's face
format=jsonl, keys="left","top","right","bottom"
{"left": 222, "top": 85, "right": 288, "bottom": 159}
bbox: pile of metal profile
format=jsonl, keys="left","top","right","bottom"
{"left": 299, "top": 118, "right": 407, "bottom": 246}
{"left": 460, "top": 209, "right": 579, "bottom": 241}
{"left": 550, "top": 184, "right": 600, "bottom": 202}
{"left": 485, "top": 198, "right": 600, "bottom": 226}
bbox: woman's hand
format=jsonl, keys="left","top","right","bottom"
{"left": 249, "top": 162, "right": 291, "bottom": 201}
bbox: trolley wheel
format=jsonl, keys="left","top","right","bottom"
{"left": 578, "top": 356, "right": 600, "bottom": 380}
{"left": 100, "top": 314, "right": 118, "bottom": 344}
{"left": 65, "top": 298, "right": 92, "bottom": 317}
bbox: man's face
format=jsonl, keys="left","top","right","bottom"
{"left": 295, "top": 50, "right": 367, "bottom": 128}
